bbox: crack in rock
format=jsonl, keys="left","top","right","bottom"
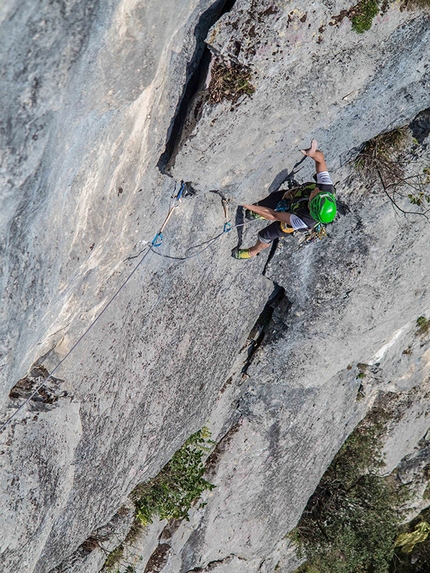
{"left": 157, "top": 0, "right": 238, "bottom": 172}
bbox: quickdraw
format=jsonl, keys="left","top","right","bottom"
{"left": 151, "top": 181, "right": 185, "bottom": 248}
{"left": 297, "top": 222, "right": 327, "bottom": 247}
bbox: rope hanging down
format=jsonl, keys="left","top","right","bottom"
{"left": 1, "top": 181, "right": 185, "bottom": 433}
{"left": 0, "top": 247, "right": 152, "bottom": 434}
{"left": 0, "top": 182, "right": 256, "bottom": 433}
{"left": 1, "top": 153, "right": 314, "bottom": 431}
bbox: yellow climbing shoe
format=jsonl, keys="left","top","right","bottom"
{"left": 233, "top": 248, "right": 252, "bottom": 259}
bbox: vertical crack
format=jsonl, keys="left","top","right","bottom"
{"left": 157, "top": 0, "right": 238, "bottom": 173}
{"left": 241, "top": 284, "right": 289, "bottom": 377}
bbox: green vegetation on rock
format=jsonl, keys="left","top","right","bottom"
{"left": 104, "top": 544, "right": 125, "bottom": 571}
{"left": 104, "top": 429, "right": 215, "bottom": 571}
{"left": 132, "top": 427, "right": 215, "bottom": 525}
{"left": 208, "top": 58, "right": 255, "bottom": 104}
{"left": 291, "top": 409, "right": 404, "bottom": 573}
{"left": 416, "top": 316, "right": 430, "bottom": 335}
{"left": 355, "top": 125, "right": 430, "bottom": 213}
{"left": 395, "top": 521, "right": 430, "bottom": 554}
{"left": 350, "top": 0, "right": 381, "bottom": 33}
{"left": 355, "top": 127, "right": 410, "bottom": 173}
{"left": 391, "top": 508, "right": 430, "bottom": 572}
{"left": 348, "top": 0, "right": 430, "bottom": 35}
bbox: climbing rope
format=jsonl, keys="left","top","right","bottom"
{"left": 149, "top": 218, "right": 261, "bottom": 261}
{"left": 0, "top": 184, "right": 258, "bottom": 433}
{"left": 0, "top": 247, "right": 152, "bottom": 434}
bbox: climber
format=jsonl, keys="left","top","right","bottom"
{"left": 233, "top": 140, "right": 337, "bottom": 259}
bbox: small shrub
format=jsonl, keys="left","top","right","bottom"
{"left": 104, "top": 544, "right": 124, "bottom": 571}
{"left": 394, "top": 521, "right": 430, "bottom": 553}
{"left": 350, "top": 0, "right": 381, "bottom": 33}
{"left": 391, "top": 508, "right": 430, "bottom": 571}
{"left": 102, "top": 524, "right": 141, "bottom": 571}
{"left": 354, "top": 127, "right": 409, "bottom": 191}
{"left": 208, "top": 58, "right": 255, "bottom": 104}
{"left": 416, "top": 316, "right": 430, "bottom": 335}
{"left": 355, "top": 127, "right": 410, "bottom": 179}
{"left": 132, "top": 427, "right": 215, "bottom": 525}
{"left": 355, "top": 126, "right": 430, "bottom": 215}
{"left": 291, "top": 409, "right": 404, "bottom": 573}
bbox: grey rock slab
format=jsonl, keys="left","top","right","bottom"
{"left": 0, "top": 0, "right": 224, "bottom": 396}
{"left": 382, "top": 381, "right": 430, "bottom": 474}
{"left": 263, "top": 186, "right": 430, "bottom": 394}
{"left": 107, "top": 517, "right": 166, "bottom": 573}
{"left": 1, "top": 0, "right": 430, "bottom": 572}
{"left": 0, "top": 226, "right": 273, "bottom": 572}
{"left": 0, "top": 0, "right": 274, "bottom": 571}
{"left": 0, "top": 400, "right": 82, "bottom": 572}
{"left": 395, "top": 433, "right": 430, "bottom": 520}
{"left": 173, "top": 0, "right": 430, "bottom": 197}
{"left": 258, "top": 539, "right": 303, "bottom": 573}
{"left": 160, "top": 368, "right": 363, "bottom": 572}
{"left": 146, "top": 145, "right": 430, "bottom": 572}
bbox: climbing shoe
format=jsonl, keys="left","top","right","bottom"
{"left": 245, "top": 209, "right": 265, "bottom": 221}
{"left": 232, "top": 248, "right": 252, "bottom": 259}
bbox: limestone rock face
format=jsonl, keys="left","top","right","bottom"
{"left": 173, "top": 0, "right": 430, "bottom": 198}
{"left": 0, "top": 1, "right": 430, "bottom": 573}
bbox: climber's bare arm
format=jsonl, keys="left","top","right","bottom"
{"left": 272, "top": 211, "right": 293, "bottom": 226}
{"left": 301, "top": 139, "right": 328, "bottom": 174}
{"left": 242, "top": 204, "right": 292, "bottom": 226}
{"left": 242, "top": 204, "right": 276, "bottom": 220}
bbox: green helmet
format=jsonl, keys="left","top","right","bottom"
{"left": 309, "top": 191, "right": 337, "bottom": 223}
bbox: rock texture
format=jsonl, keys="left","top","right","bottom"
{"left": 173, "top": 0, "right": 430, "bottom": 198}
{"left": 0, "top": 1, "right": 430, "bottom": 572}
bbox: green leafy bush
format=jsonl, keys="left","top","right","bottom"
{"left": 132, "top": 428, "right": 215, "bottom": 525}
{"left": 351, "top": 0, "right": 381, "bottom": 33}
{"left": 391, "top": 507, "right": 430, "bottom": 572}
{"left": 395, "top": 521, "right": 430, "bottom": 553}
{"left": 104, "top": 544, "right": 125, "bottom": 571}
{"left": 291, "top": 411, "right": 404, "bottom": 573}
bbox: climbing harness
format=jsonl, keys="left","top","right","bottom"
{"left": 277, "top": 182, "right": 334, "bottom": 244}
{"left": 297, "top": 222, "right": 328, "bottom": 246}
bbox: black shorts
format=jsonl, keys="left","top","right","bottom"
{"left": 255, "top": 190, "right": 292, "bottom": 244}
{"left": 258, "top": 222, "right": 290, "bottom": 244}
